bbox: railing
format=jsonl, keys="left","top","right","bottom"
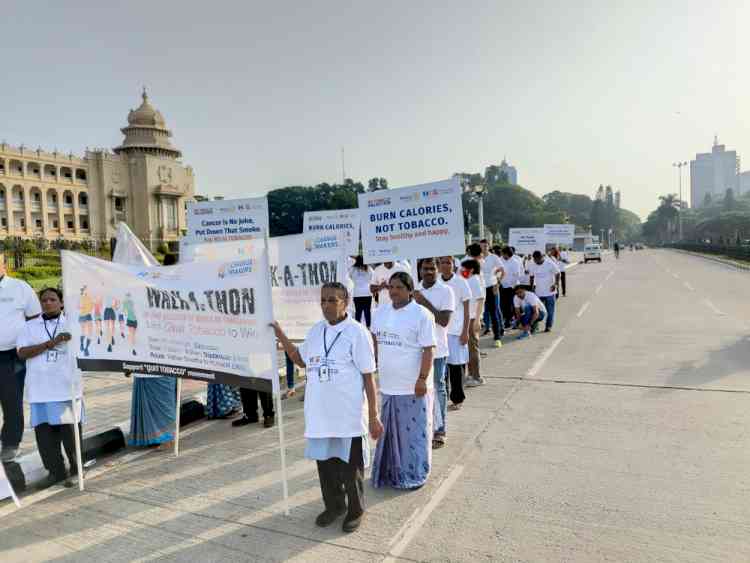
{"left": 666, "top": 242, "right": 750, "bottom": 262}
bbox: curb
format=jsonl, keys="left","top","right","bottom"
{"left": 3, "top": 393, "right": 207, "bottom": 494}
{"left": 671, "top": 249, "right": 750, "bottom": 272}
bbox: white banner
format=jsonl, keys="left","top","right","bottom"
{"left": 508, "top": 228, "right": 547, "bottom": 256}
{"left": 303, "top": 208, "right": 360, "bottom": 256}
{"left": 186, "top": 196, "right": 269, "bottom": 243}
{"left": 544, "top": 224, "right": 575, "bottom": 246}
{"left": 112, "top": 222, "right": 160, "bottom": 267}
{"left": 269, "top": 234, "right": 349, "bottom": 340}
{"left": 358, "top": 178, "right": 465, "bottom": 264}
{"left": 0, "top": 463, "right": 20, "bottom": 507}
{"left": 62, "top": 247, "right": 278, "bottom": 392}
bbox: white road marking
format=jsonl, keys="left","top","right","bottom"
{"left": 672, "top": 272, "right": 680, "bottom": 280}
{"left": 527, "top": 336, "right": 565, "bottom": 378}
{"left": 703, "top": 299, "right": 726, "bottom": 316}
{"left": 576, "top": 301, "right": 591, "bottom": 318}
{"left": 384, "top": 464, "right": 466, "bottom": 561}
{"left": 683, "top": 281, "right": 694, "bottom": 291}
{"left": 605, "top": 271, "right": 614, "bottom": 281}
{"left": 595, "top": 284, "right": 603, "bottom": 294}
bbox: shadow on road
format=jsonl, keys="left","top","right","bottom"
{"left": 665, "top": 335, "right": 750, "bottom": 389}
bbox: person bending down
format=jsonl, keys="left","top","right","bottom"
{"left": 513, "top": 286, "right": 547, "bottom": 340}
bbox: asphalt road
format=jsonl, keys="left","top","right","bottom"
{"left": 1, "top": 249, "right": 749, "bottom": 562}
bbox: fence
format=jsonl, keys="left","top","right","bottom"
{"left": 666, "top": 242, "right": 750, "bottom": 262}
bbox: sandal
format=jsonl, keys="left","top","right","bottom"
{"left": 432, "top": 436, "right": 446, "bottom": 449}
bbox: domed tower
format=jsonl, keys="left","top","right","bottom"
{"left": 114, "top": 88, "right": 182, "bottom": 159}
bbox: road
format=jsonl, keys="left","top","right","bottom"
{"left": 1, "top": 249, "right": 749, "bottom": 562}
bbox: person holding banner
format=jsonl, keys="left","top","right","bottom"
{"left": 271, "top": 282, "right": 381, "bottom": 533}
{"left": 17, "top": 288, "right": 82, "bottom": 489}
{"left": 414, "top": 258, "right": 454, "bottom": 449}
{"left": 371, "top": 272, "right": 436, "bottom": 490}
{"left": 438, "top": 256, "right": 471, "bottom": 411}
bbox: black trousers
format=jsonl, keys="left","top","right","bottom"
{"left": 353, "top": 296, "right": 372, "bottom": 328}
{"left": 34, "top": 423, "right": 81, "bottom": 479}
{"left": 0, "top": 349, "right": 25, "bottom": 448}
{"left": 484, "top": 286, "right": 502, "bottom": 339}
{"left": 499, "top": 287, "right": 515, "bottom": 328}
{"left": 447, "top": 363, "right": 466, "bottom": 405}
{"left": 239, "top": 388, "right": 274, "bottom": 421}
{"left": 316, "top": 436, "right": 364, "bottom": 517}
{"left": 560, "top": 272, "right": 567, "bottom": 296}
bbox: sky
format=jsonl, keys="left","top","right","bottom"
{"left": 2, "top": 0, "right": 748, "bottom": 220}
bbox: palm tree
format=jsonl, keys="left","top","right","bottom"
{"left": 657, "top": 194, "right": 681, "bottom": 241}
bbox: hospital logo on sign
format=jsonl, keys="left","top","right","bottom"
{"left": 368, "top": 197, "right": 391, "bottom": 208}
{"left": 304, "top": 236, "right": 339, "bottom": 252}
{"left": 218, "top": 259, "right": 254, "bottom": 279}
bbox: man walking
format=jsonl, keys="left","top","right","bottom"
{"left": 528, "top": 250, "right": 560, "bottom": 333}
{"left": 479, "top": 240, "right": 503, "bottom": 347}
{"left": 0, "top": 255, "right": 42, "bottom": 461}
{"left": 499, "top": 246, "right": 521, "bottom": 329}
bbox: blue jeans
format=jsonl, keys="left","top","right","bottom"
{"left": 482, "top": 288, "right": 503, "bottom": 338}
{"left": 520, "top": 304, "right": 546, "bottom": 332}
{"left": 285, "top": 352, "right": 294, "bottom": 390}
{"left": 539, "top": 296, "right": 556, "bottom": 330}
{"left": 433, "top": 357, "right": 448, "bottom": 435}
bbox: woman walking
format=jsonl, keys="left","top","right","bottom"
{"left": 17, "top": 288, "right": 83, "bottom": 489}
{"left": 370, "top": 272, "right": 436, "bottom": 489}
{"left": 272, "top": 282, "right": 382, "bottom": 533}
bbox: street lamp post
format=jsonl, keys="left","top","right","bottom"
{"left": 462, "top": 182, "right": 487, "bottom": 241}
{"left": 672, "top": 161, "right": 687, "bottom": 240}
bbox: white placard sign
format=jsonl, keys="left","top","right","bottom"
{"left": 544, "top": 224, "right": 575, "bottom": 246}
{"left": 358, "top": 178, "right": 465, "bottom": 264}
{"left": 508, "top": 228, "right": 547, "bottom": 256}
{"left": 269, "top": 234, "right": 349, "bottom": 340}
{"left": 186, "top": 196, "right": 269, "bottom": 243}
{"left": 303, "top": 208, "right": 360, "bottom": 256}
{"left": 62, "top": 247, "right": 278, "bottom": 392}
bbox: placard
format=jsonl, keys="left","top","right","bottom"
{"left": 303, "top": 209, "right": 360, "bottom": 256}
{"left": 508, "top": 228, "right": 547, "bottom": 256}
{"left": 358, "top": 178, "right": 465, "bottom": 264}
{"left": 61, "top": 247, "right": 278, "bottom": 392}
{"left": 544, "top": 224, "right": 575, "bottom": 246}
{"left": 186, "top": 196, "right": 269, "bottom": 243}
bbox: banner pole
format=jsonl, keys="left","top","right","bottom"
{"left": 71, "top": 376, "right": 84, "bottom": 492}
{"left": 174, "top": 377, "right": 182, "bottom": 457}
{"left": 275, "top": 387, "right": 290, "bottom": 516}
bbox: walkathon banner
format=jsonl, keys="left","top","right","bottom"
{"left": 508, "top": 227, "right": 547, "bottom": 256}
{"left": 185, "top": 196, "right": 269, "bottom": 243}
{"left": 181, "top": 234, "right": 349, "bottom": 341}
{"left": 302, "top": 208, "right": 360, "bottom": 256}
{"left": 61, "top": 246, "right": 278, "bottom": 392}
{"left": 358, "top": 178, "right": 465, "bottom": 264}
{"left": 543, "top": 224, "right": 575, "bottom": 246}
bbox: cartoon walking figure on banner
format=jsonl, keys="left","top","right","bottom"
{"left": 78, "top": 286, "right": 94, "bottom": 357}
{"left": 122, "top": 292, "right": 138, "bottom": 356}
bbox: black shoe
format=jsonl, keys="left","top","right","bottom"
{"left": 34, "top": 473, "right": 66, "bottom": 491}
{"left": 231, "top": 416, "right": 258, "bottom": 427}
{"left": 342, "top": 512, "right": 364, "bottom": 533}
{"left": 482, "top": 329, "right": 490, "bottom": 336}
{"left": 315, "top": 507, "right": 347, "bottom": 527}
{"left": 263, "top": 415, "right": 275, "bottom": 428}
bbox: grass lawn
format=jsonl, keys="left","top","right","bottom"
{"left": 24, "top": 276, "right": 63, "bottom": 291}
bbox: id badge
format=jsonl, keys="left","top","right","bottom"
{"left": 46, "top": 350, "right": 59, "bottom": 363}
{"left": 319, "top": 364, "right": 330, "bottom": 382}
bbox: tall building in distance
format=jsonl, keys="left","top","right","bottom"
{"left": 690, "top": 137, "right": 740, "bottom": 208}
{"left": 0, "top": 89, "right": 195, "bottom": 249}
{"left": 485, "top": 158, "right": 518, "bottom": 185}
{"left": 614, "top": 190, "right": 621, "bottom": 209}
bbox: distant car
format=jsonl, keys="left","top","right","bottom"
{"left": 584, "top": 244, "right": 602, "bottom": 263}
{"left": 635, "top": 243, "right": 644, "bottom": 250}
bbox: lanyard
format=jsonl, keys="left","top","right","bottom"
{"left": 323, "top": 327, "right": 343, "bottom": 359}
{"left": 44, "top": 316, "right": 61, "bottom": 342}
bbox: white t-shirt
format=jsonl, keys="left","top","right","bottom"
{"left": 17, "top": 313, "right": 81, "bottom": 403}
{"left": 518, "top": 260, "right": 532, "bottom": 286}
{"left": 298, "top": 316, "right": 376, "bottom": 438}
{"left": 481, "top": 254, "right": 502, "bottom": 288}
{"left": 0, "top": 276, "right": 42, "bottom": 351}
{"left": 513, "top": 291, "right": 547, "bottom": 316}
{"left": 416, "top": 280, "right": 455, "bottom": 359}
{"left": 499, "top": 256, "right": 521, "bottom": 288}
{"left": 441, "top": 274, "right": 471, "bottom": 336}
{"left": 528, "top": 258, "right": 560, "bottom": 298}
{"left": 560, "top": 251, "right": 570, "bottom": 265}
{"left": 467, "top": 274, "right": 484, "bottom": 320}
{"left": 349, "top": 266, "right": 373, "bottom": 298}
{"left": 372, "top": 301, "right": 436, "bottom": 395}
{"left": 372, "top": 263, "right": 410, "bottom": 306}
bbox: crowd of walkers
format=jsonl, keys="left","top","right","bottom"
{"left": 0, "top": 240, "right": 571, "bottom": 530}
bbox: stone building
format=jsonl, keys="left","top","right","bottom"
{"left": 0, "top": 90, "right": 194, "bottom": 249}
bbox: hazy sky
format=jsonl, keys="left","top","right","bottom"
{"left": 2, "top": 1, "right": 748, "bottom": 219}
